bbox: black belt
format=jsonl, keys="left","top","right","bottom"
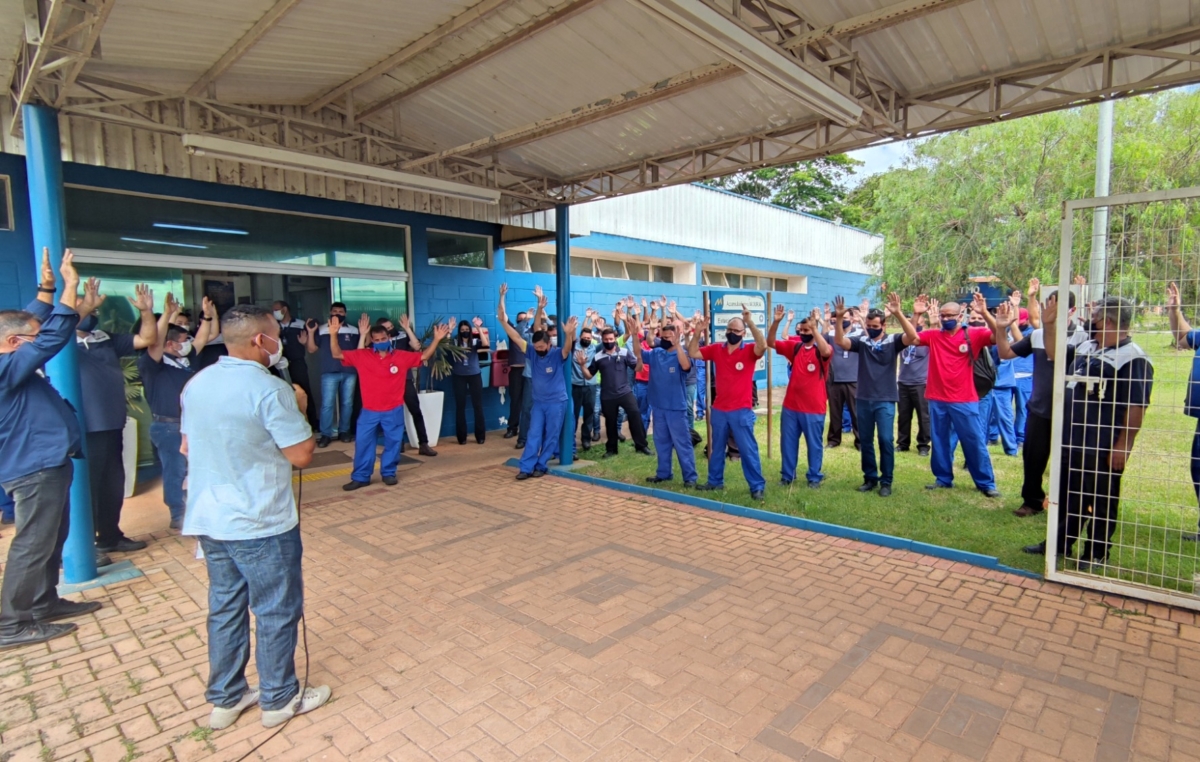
{"left": 152, "top": 415, "right": 181, "bottom": 423}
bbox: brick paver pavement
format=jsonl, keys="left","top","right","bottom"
{"left": 3, "top": 457, "right": 1200, "bottom": 761}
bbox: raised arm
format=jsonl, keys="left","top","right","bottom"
{"left": 357, "top": 313, "right": 371, "bottom": 349}
{"left": 993, "top": 302, "right": 1018, "bottom": 359}
{"left": 973, "top": 292, "right": 997, "bottom": 340}
{"left": 1168, "top": 281, "right": 1194, "bottom": 348}
{"left": 497, "top": 283, "right": 528, "bottom": 353}
{"left": 193, "top": 297, "right": 218, "bottom": 351}
{"left": 328, "top": 315, "right": 346, "bottom": 359}
{"left": 128, "top": 284, "right": 158, "bottom": 349}
{"left": 886, "top": 292, "right": 920, "bottom": 346}
{"left": 36, "top": 248, "right": 56, "bottom": 305}
{"left": 767, "top": 304, "right": 785, "bottom": 349}
{"left": 304, "top": 318, "right": 319, "bottom": 353}
{"left": 561, "top": 316, "right": 577, "bottom": 360}
{"left": 421, "top": 322, "right": 450, "bottom": 363}
{"left": 1026, "top": 278, "right": 1042, "bottom": 329}
{"left": 1043, "top": 293, "right": 1060, "bottom": 362}
{"left": 832, "top": 296, "right": 851, "bottom": 350}
{"left": 687, "top": 315, "right": 704, "bottom": 360}
{"left": 745, "top": 307, "right": 766, "bottom": 357}
{"left": 781, "top": 309, "right": 794, "bottom": 340}
{"left": 148, "top": 292, "right": 179, "bottom": 362}
{"left": 473, "top": 317, "right": 490, "bottom": 349}
{"left": 810, "top": 309, "right": 832, "bottom": 358}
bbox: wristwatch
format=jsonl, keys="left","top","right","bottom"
{"left": 37, "top": 286, "right": 56, "bottom": 294}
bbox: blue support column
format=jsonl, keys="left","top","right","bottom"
{"left": 556, "top": 204, "right": 573, "bottom": 466}
{"left": 24, "top": 104, "right": 97, "bottom": 584}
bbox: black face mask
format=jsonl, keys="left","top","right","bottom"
{"left": 579, "top": 338, "right": 591, "bottom": 347}
{"left": 602, "top": 341, "right": 616, "bottom": 351}
{"left": 659, "top": 339, "right": 673, "bottom": 351}
{"left": 800, "top": 333, "right": 814, "bottom": 343}
{"left": 388, "top": 328, "right": 400, "bottom": 338}
{"left": 726, "top": 332, "right": 743, "bottom": 345}
{"left": 459, "top": 330, "right": 470, "bottom": 337}
{"left": 535, "top": 348, "right": 549, "bottom": 357}
{"left": 842, "top": 320, "right": 852, "bottom": 330}
{"left": 330, "top": 313, "right": 345, "bottom": 322}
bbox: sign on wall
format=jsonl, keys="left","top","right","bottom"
{"left": 706, "top": 290, "right": 767, "bottom": 381}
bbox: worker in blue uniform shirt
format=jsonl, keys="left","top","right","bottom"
{"left": 273, "top": 300, "right": 317, "bottom": 426}
{"left": 498, "top": 284, "right": 576, "bottom": 479}
{"left": 503, "top": 309, "right": 529, "bottom": 442}
{"left": 986, "top": 337, "right": 1019, "bottom": 456}
{"left": 1167, "top": 281, "right": 1200, "bottom": 539}
{"left": 0, "top": 249, "right": 104, "bottom": 651}
{"left": 634, "top": 318, "right": 699, "bottom": 487}
{"left": 570, "top": 326, "right": 600, "bottom": 452}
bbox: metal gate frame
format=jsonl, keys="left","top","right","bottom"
{"left": 1047, "top": 186, "right": 1200, "bottom": 611}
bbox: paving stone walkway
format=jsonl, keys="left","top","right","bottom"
{"left": 3, "top": 456, "right": 1200, "bottom": 761}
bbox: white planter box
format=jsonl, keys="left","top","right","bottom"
{"left": 123, "top": 415, "right": 138, "bottom": 498}
{"left": 404, "top": 390, "right": 443, "bottom": 447}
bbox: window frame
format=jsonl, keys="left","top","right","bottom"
{"left": 703, "top": 268, "right": 800, "bottom": 293}
{"left": 427, "top": 227, "right": 493, "bottom": 270}
{"left": 0, "top": 175, "right": 12, "bottom": 232}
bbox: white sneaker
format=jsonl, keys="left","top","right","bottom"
{"left": 209, "top": 688, "right": 259, "bottom": 730}
{"left": 261, "top": 685, "right": 332, "bottom": 728}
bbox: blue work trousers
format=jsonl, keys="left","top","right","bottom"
{"left": 199, "top": 526, "right": 303, "bottom": 712}
{"left": 517, "top": 375, "right": 533, "bottom": 446}
{"left": 695, "top": 363, "right": 707, "bottom": 419}
{"left": 780, "top": 409, "right": 824, "bottom": 485}
{"left": 706, "top": 408, "right": 765, "bottom": 492}
{"left": 1014, "top": 378, "right": 1032, "bottom": 445}
{"left": 519, "top": 400, "right": 567, "bottom": 475}
{"left": 633, "top": 380, "right": 652, "bottom": 431}
{"left": 319, "top": 370, "right": 357, "bottom": 438}
{"left": 685, "top": 383, "right": 698, "bottom": 429}
{"left": 652, "top": 408, "right": 698, "bottom": 483}
{"left": 150, "top": 420, "right": 187, "bottom": 523}
{"left": 986, "top": 387, "right": 1019, "bottom": 455}
{"left": 857, "top": 399, "right": 896, "bottom": 486}
{"left": 351, "top": 407, "right": 404, "bottom": 483}
{"left": 931, "top": 400, "right": 996, "bottom": 491}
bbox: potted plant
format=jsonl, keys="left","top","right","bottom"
{"left": 404, "top": 318, "right": 466, "bottom": 447}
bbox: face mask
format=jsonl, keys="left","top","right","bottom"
{"left": 602, "top": 341, "right": 616, "bottom": 351}
{"left": 866, "top": 327, "right": 883, "bottom": 339}
{"left": 372, "top": 341, "right": 391, "bottom": 352}
{"left": 579, "top": 338, "right": 591, "bottom": 347}
{"left": 330, "top": 313, "right": 345, "bottom": 323}
{"left": 659, "top": 339, "right": 673, "bottom": 351}
{"left": 78, "top": 315, "right": 99, "bottom": 333}
{"left": 176, "top": 340, "right": 193, "bottom": 356}
{"left": 460, "top": 329, "right": 470, "bottom": 336}
{"left": 388, "top": 328, "right": 400, "bottom": 338}
{"left": 842, "top": 320, "right": 851, "bottom": 330}
{"left": 260, "top": 336, "right": 283, "bottom": 367}
{"left": 800, "top": 333, "right": 814, "bottom": 343}
{"left": 726, "top": 332, "right": 743, "bottom": 345}
{"left": 272, "top": 310, "right": 285, "bottom": 321}
{"left": 941, "top": 318, "right": 959, "bottom": 332}
{"left": 536, "top": 348, "right": 549, "bottom": 357}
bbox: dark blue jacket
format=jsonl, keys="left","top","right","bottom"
{"left": 0, "top": 300, "right": 83, "bottom": 483}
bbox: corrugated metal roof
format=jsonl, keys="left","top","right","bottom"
{"left": 0, "top": 0, "right": 23, "bottom": 95}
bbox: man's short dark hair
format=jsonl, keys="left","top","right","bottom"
{"left": 330, "top": 302, "right": 347, "bottom": 311}
{"left": 866, "top": 308, "right": 886, "bottom": 322}
{"left": 370, "top": 326, "right": 390, "bottom": 340}
{"left": 165, "top": 325, "right": 191, "bottom": 344}
{"left": 222, "top": 304, "right": 275, "bottom": 343}
{"left": 1095, "top": 296, "right": 1134, "bottom": 330}
{"left": 601, "top": 328, "right": 616, "bottom": 338}
{"left": 376, "top": 315, "right": 392, "bottom": 325}
{"left": 0, "top": 310, "right": 36, "bottom": 341}
{"left": 531, "top": 330, "right": 550, "bottom": 345}
{"left": 580, "top": 327, "right": 592, "bottom": 335}
{"left": 273, "top": 300, "right": 289, "bottom": 310}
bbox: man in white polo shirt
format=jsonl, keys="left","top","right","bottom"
{"left": 181, "top": 304, "right": 331, "bottom": 730}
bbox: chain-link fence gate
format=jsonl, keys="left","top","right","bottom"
{"left": 1048, "top": 187, "right": 1200, "bottom": 610}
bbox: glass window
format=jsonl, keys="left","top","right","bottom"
{"left": 428, "top": 230, "right": 490, "bottom": 269}
{"left": 570, "top": 256, "right": 594, "bottom": 277}
{"left": 652, "top": 265, "right": 674, "bottom": 283}
{"left": 528, "top": 251, "right": 556, "bottom": 274}
{"left": 65, "top": 187, "right": 407, "bottom": 272}
{"left": 725, "top": 273, "right": 740, "bottom": 288}
{"left": 745, "top": 276, "right": 760, "bottom": 290}
{"left": 775, "top": 278, "right": 788, "bottom": 292}
{"left": 0, "top": 176, "right": 11, "bottom": 231}
{"left": 76, "top": 263, "right": 186, "bottom": 334}
{"left": 505, "top": 250, "right": 528, "bottom": 272}
{"left": 625, "top": 262, "right": 650, "bottom": 282}
{"left": 597, "top": 259, "right": 626, "bottom": 279}
{"left": 333, "top": 277, "right": 408, "bottom": 323}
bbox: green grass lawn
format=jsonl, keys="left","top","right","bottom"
{"left": 577, "top": 325, "right": 1200, "bottom": 591}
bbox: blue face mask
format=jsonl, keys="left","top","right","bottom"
{"left": 372, "top": 341, "right": 391, "bottom": 352}
{"left": 941, "top": 318, "right": 959, "bottom": 332}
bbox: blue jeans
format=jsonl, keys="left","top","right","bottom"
{"left": 199, "top": 526, "right": 304, "bottom": 712}
{"left": 351, "top": 407, "right": 405, "bottom": 483}
{"left": 519, "top": 400, "right": 567, "bottom": 475}
{"left": 591, "top": 389, "right": 602, "bottom": 441}
{"left": 986, "top": 387, "right": 1019, "bottom": 455}
{"left": 633, "top": 380, "right": 652, "bottom": 431}
{"left": 695, "top": 363, "right": 706, "bottom": 419}
{"left": 1014, "top": 377, "right": 1032, "bottom": 445}
{"left": 857, "top": 399, "right": 896, "bottom": 485}
{"left": 706, "top": 408, "right": 765, "bottom": 492}
{"left": 150, "top": 420, "right": 186, "bottom": 523}
{"left": 319, "top": 371, "right": 357, "bottom": 438}
{"left": 931, "top": 400, "right": 996, "bottom": 491}
{"left": 0, "top": 486, "right": 13, "bottom": 522}
{"left": 685, "top": 384, "right": 698, "bottom": 429}
{"left": 780, "top": 409, "right": 824, "bottom": 485}
{"left": 652, "top": 409, "right": 698, "bottom": 483}
{"left": 842, "top": 403, "right": 853, "bottom": 435}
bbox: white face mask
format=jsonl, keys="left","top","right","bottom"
{"left": 273, "top": 310, "right": 285, "bottom": 321}
{"left": 176, "top": 339, "right": 193, "bottom": 356}
{"left": 260, "top": 335, "right": 283, "bottom": 367}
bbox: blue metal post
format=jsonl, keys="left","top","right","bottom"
{"left": 24, "top": 104, "right": 97, "bottom": 583}
{"left": 555, "top": 204, "right": 573, "bottom": 466}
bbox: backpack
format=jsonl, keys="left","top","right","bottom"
{"left": 964, "top": 327, "right": 996, "bottom": 397}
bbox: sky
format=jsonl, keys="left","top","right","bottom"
{"left": 844, "top": 141, "right": 912, "bottom": 186}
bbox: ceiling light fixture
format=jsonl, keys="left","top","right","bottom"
{"left": 153, "top": 223, "right": 249, "bottom": 235}
{"left": 635, "top": 0, "right": 863, "bottom": 126}
{"left": 181, "top": 134, "right": 502, "bottom": 205}
{"left": 120, "top": 237, "right": 209, "bottom": 249}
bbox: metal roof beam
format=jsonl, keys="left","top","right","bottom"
{"left": 356, "top": 0, "right": 605, "bottom": 122}
{"left": 400, "top": 62, "right": 741, "bottom": 170}
{"left": 186, "top": 0, "right": 304, "bottom": 97}
{"left": 306, "top": 0, "right": 520, "bottom": 113}
{"left": 782, "top": 0, "right": 975, "bottom": 50}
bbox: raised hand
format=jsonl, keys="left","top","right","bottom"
{"left": 40, "top": 248, "right": 55, "bottom": 289}
{"left": 1168, "top": 281, "right": 1181, "bottom": 309}
{"left": 537, "top": 292, "right": 549, "bottom": 310}
{"left": 533, "top": 284, "right": 544, "bottom": 300}
{"left": 742, "top": 307, "right": 753, "bottom": 325}
{"left": 129, "top": 283, "right": 153, "bottom": 312}
{"left": 995, "top": 302, "right": 1016, "bottom": 327}
{"left": 164, "top": 292, "right": 180, "bottom": 319}
{"left": 81, "top": 277, "right": 106, "bottom": 313}
{"left": 832, "top": 296, "right": 847, "bottom": 318}
{"left": 305, "top": 317, "right": 318, "bottom": 331}
{"left": 886, "top": 291, "right": 903, "bottom": 316}
{"left": 358, "top": 313, "right": 371, "bottom": 335}
{"left": 971, "top": 291, "right": 988, "bottom": 316}
{"left": 773, "top": 304, "right": 786, "bottom": 322}
{"left": 809, "top": 308, "right": 821, "bottom": 326}
{"left": 433, "top": 322, "right": 451, "bottom": 342}
{"left": 202, "top": 296, "right": 216, "bottom": 318}
{"left": 60, "top": 249, "right": 79, "bottom": 290}
{"left": 786, "top": 309, "right": 794, "bottom": 322}
{"left": 1027, "top": 277, "right": 1040, "bottom": 297}
{"left": 912, "top": 294, "right": 929, "bottom": 315}
{"left": 297, "top": 328, "right": 308, "bottom": 344}
{"left": 668, "top": 300, "right": 677, "bottom": 314}
{"left": 447, "top": 316, "right": 457, "bottom": 329}
{"left": 565, "top": 316, "right": 579, "bottom": 333}
{"left": 398, "top": 314, "right": 412, "bottom": 332}
{"left": 859, "top": 297, "right": 870, "bottom": 314}
{"left": 472, "top": 316, "right": 483, "bottom": 328}
{"left": 1073, "top": 274, "right": 1087, "bottom": 287}
{"left": 498, "top": 282, "right": 508, "bottom": 299}
{"left": 1042, "top": 293, "right": 1058, "bottom": 326}
{"left": 929, "top": 298, "right": 941, "bottom": 316}
{"left": 1009, "top": 289, "right": 1021, "bottom": 307}
{"left": 574, "top": 350, "right": 587, "bottom": 366}
{"left": 328, "top": 314, "right": 343, "bottom": 332}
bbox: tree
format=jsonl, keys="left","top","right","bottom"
{"left": 855, "top": 90, "right": 1200, "bottom": 300}
{"left": 706, "top": 154, "right": 864, "bottom": 221}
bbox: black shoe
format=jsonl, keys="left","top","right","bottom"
{"left": 419, "top": 444, "right": 438, "bottom": 457}
{"left": 1013, "top": 505, "right": 1042, "bottom": 518}
{"left": 1022, "top": 542, "right": 1046, "bottom": 555}
{"left": 779, "top": 479, "right": 792, "bottom": 487}
{"left": 96, "top": 538, "right": 147, "bottom": 553}
{"left": 317, "top": 436, "right": 332, "bottom": 448}
{"left": 980, "top": 488, "right": 1002, "bottom": 498}
{"left": 477, "top": 439, "right": 485, "bottom": 445}
{"left": 646, "top": 476, "right": 668, "bottom": 484}
{"left": 635, "top": 446, "right": 653, "bottom": 456}
{"left": 602, "top": 452, "right": 618, "bottom": 459}
{"left": 342, "top": 480, "right": 369, "bottom": 491}
{"left": 458, "top": 439, "right": 467, "bottom": 445}
{"left": 0, "top": 622, "right": 78, "bottom": 651}
{"left": 515, "top": 442, "right": 525, "bottom": 449}
{"left": 750, "top": 490, "right": 765, "bottom": 501}
{"left": 807, "top": 481, "right": 821, "bottom": 489}
{"left": 581, "top": 443, "right": 592, "bottom": 452}
{"left": 683, "top": 482, "right": 697, "bottom": 488}
{"left": 925, "top": 483, "right": 952, "bottom": 490}
{"left": 339, "top": 432, "right": 354, "bottom": 443}
{"left": 857, "top": 481, "right": 878, "bottom": 493}
{"left": 37, "top": 600, "right": 102, "bottom": 624}
{"left": 897, "top": 447, "right": 910, "bottom": 453}
{"left": 879, "top": 485, "right": 892, "bottom": 498}
{"left": 618, "top": 434, "right": 627, "bottom": 443}
{"left": 695, "top": 484, "right": 721, "bottom": 491}
{"left": 516, "top": 472, "right": 531, "bottom": 481}
{"left": 96, "top": 551, "right": 113, "bottom": 568}
{"left": 917, "top": 448, "right": 931, "bottom": 457}
{"left": 532, "top": 470, "right": 546, "bottom": 478}
{"left": 503, "top": 431, "right": 517, "bottom": 439}
{"left": 382, "top": 475, "right": 398, "bottom": 486}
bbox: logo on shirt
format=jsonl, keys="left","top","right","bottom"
{"left": 735, "top": 362, "right": 744, "bottom": 371}
{"left": 807, "top": 363, "right": 816, "bottom": 372}
{"left": 390, "top": 366, "right": 398, "bottom": 374}
{"left": 546, "top": 366, "right": 554, "bottom": 373}
{"left": 958, "top": 344, "right": 969, "bottom": 353}
{"left": 669, "top": 367, "right": 675, "bottom": 373}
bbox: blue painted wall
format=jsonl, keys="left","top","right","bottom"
{"left": 0, "top": 157, "right": 873, "bottom": 437}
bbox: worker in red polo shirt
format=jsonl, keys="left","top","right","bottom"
{"left": 689, "top": 307, "right": 768, "bottom": 500}
{"left": 330, "top": 314, "right": 447, "bottom": 491}
{"left": 768, "top": 305, "right": 832, "bottom": 488}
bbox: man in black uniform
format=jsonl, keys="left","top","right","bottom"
{"left": 583, "top": 326, "right": 651, "bottom": 457}
{"left": 379, "top": 315, "right": 437, "bottom": 457}
{"left": 273, "top": 300, "right": 316, "bottom": 426}
{"left": 75, "top": 279, "right": 158, "bottom": 554}
{"left": 1022, "top": 296, "right": 1152, "bottom": 569}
